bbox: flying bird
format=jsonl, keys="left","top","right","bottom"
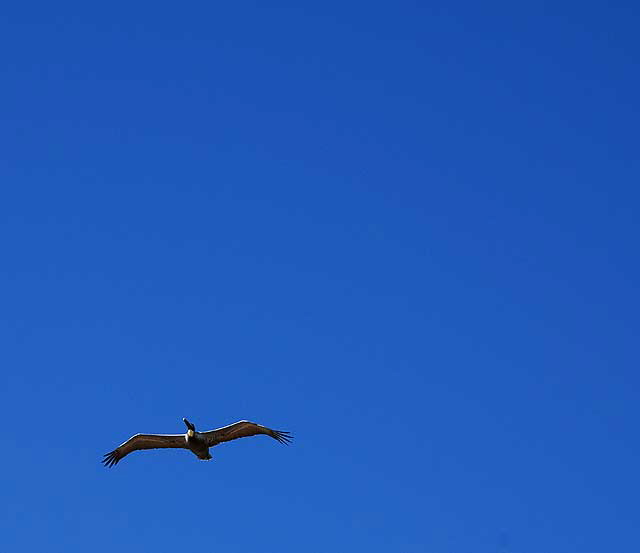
{"left": 102, "top": 418, "right": 292, "bottom": 467}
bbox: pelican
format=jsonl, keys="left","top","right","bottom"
{"left": 102, "top": 418, "right": 292, "bottom": 467}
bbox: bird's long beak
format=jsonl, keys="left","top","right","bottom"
{"left": 183, "top": 418, "right": 195, "bottom": 431}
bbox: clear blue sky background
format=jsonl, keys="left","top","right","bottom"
{"left": 1, "top": 2, "right": 638, "bottom": 552}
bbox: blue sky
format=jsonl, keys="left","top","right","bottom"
{"left": 1, "top": 2, "right": 638, "bottom": 552}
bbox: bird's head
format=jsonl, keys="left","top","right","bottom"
{"left": 183, "top": 418, "right": 196, "bottom": 437}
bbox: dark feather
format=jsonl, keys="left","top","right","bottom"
{"left": 101, "top": 434, "right": 187, "bottom": 468}
{"left": 201, "top": 420, "right": 294, "bottom": 447}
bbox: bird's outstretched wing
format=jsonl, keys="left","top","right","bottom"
{"left": 201, "top": 420, "right": 292, "bottom": 447}
{"left": 102, "top": 434, "right": 187, "bottom": 467}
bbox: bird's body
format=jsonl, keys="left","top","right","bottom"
{"left": 102, "top": 418, "right": 292, "bottom": 467}
{"left": 185, "top": 425, "right": 212, "bottom": 460}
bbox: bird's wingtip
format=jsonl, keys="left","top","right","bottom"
{"left": 272, "top": 430, "right": 293, "bottom": 445}
{"left": 102, "top": 450, "right": 120, "bottom": 468}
